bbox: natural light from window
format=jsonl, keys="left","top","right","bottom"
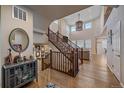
{"left": 70, "top": 26, "right": 76, "bottom": 32}
{"left": 70, "top": 22, "right": 92, "bottom": 32}
{"left": 77, "top": 40, "right": 91, "bottom": 48}
{"left": 84, "top": 22, "right": 92, "bottom": 29}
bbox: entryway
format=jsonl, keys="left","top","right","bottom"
{"left": 23, "top": 54, "right": 121, "bottom": 88}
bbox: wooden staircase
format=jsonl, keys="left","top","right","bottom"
{"left": 42, "top": 6, "right": 113, "bottom": 77}
{"left": 42, "top": 28, "right": 83, "bottom": 77}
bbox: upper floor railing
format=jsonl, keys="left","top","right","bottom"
{"left": 104, "top": 6, "right": 113, "bottom": 25}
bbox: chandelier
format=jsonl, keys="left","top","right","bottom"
{"left": 76, "top": 14, "right": 83, "bottom": 31}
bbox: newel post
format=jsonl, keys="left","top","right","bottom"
{"left": 81, "top": 48, "right": 83, "bottom": 64}
{"left": 42, "top": 58, "right": 44, "bottom": 71}
{"left": 50, "top": 50, "right": 52, "bottom": 68}
{"left": 71, "top": 50, "right": 75, "bottom": 77}
{"left": 56, "top": 31, "right": 59, "bottom": 42}
{"left": 76, "top": 48, "right": 79, "bottom": 72}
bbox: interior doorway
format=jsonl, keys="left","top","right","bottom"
{"left": 96, "top": 38, "right": 107, "bottom": 55}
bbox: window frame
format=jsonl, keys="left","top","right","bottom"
{"left": 76, "top": 39, "right": 91, "bottom": 48}
{"left": 84, "top": 22, "right": 92, "bottom": 30}
{"left": 12, "top": 6, "right": 27, "bottom": 22}
{"left": 70, "top": 25, "right": 76, "bottom": 32}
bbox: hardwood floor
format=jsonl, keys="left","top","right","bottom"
{"left": 24, "top": 54, "right": 121, "bottom": 88}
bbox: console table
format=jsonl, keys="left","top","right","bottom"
{"left": 2, "top": 60, "right": 38, "bottom": 88}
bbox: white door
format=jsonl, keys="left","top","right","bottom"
{"left": 112, "top": 21, "right": 120, "bottom": 81}
{"left": 97, "top": 42, "right": 103, "bottom": 55}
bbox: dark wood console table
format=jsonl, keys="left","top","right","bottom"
{"left": 2, "top": 60, "right": 38, "bottom": 88}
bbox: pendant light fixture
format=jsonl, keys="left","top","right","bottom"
{"left": 76, "top": 14, "right": 83, "bottom": 31}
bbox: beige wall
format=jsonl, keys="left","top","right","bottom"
{"left": 106, "top": 6, "right": 124, "bottom": 87}
{"left": 33, "top": 12, "right": 50, "bottom": 44}
{"left": 0, "top": 5, "right": 33, "bottom": 87}
{"left": 33, "top": 12, "right": 50, "bottom": 32}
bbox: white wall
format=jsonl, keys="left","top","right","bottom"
{"left": 99, "top": 7, "right": 104, "bottom": 34}
{"left": 59, "top": 19, "right": 70, "bottom": 36}
{"left": 96, "top": 38, "right": 107, "bottom": 55}
{"left": 105, "top": 6, "right": 124, "bottom": 86}
{"left": 49, "top": 21, "right": 58, "bottom": 33}
{"left": 0, "top": 5, "right": 33, "bottom": 87}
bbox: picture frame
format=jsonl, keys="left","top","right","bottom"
{"left": 35, "top": 51, "right": 40, "bottom": 58}
{"left": 35, "top": 45, "right": 40, "bottom": 51}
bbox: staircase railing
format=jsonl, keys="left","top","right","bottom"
{"left": 42, "top": 50, "right": 78, "bottom": 77}
{"left": 47, "top": 28, "right": 85, "bottom": 76}
{"left": 42, "top": 53, "right": 51, "bottom": 71}
{"left": 56, "top": 31, "right": 83, "bottom": 63}
{"left": 48, "top": 28, "right": 75, "bottom": 60}
{"left": 57, "top": 32, "right": 80, "bottom": 48}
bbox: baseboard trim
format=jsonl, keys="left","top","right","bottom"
{"left": 107, "top": 64, "right": 113, "bottom": 73}
{"left": 107, "top": 64, "right": 124, "bottom": 88}
{"left": 120, "top": 82, "right": 124, "bottom": 88}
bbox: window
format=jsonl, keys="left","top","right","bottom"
{"left": 85, "top": 40, "right": 91, "bottom": 48}
{"left": 23, "top": 11, "right": 26, "bottom": 21}
{"left": 77, "top": 40, "right": 85, "bottom": 48}
{"left": 13, "top": 6, "right": 27, "bottom": 21}
{"left": 76, "top": 39, "right": 91, "bottom": 48}
{"left": 70, "top": 26, "right": 76, "bottom": 32}
{"left": 19, "top": 9, "right": 23, "bottom": 19}
{"left": 84, "top": 22, "right": 92, "bottom": 29}
{"left": 14, "top": 7, "right": 18, "bottom": 18}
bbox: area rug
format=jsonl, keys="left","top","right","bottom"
{"left": 46, "top": 82, "right": 59, "bottom": 88}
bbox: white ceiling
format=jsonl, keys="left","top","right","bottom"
{"left": 26, "top": 5, "right": 91, "bottom": 21}
{"left": 64, "top": 5, "right": 103, "bottom": 25}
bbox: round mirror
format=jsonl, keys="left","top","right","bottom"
{"left": 9, "top": 28, "right": 29, "bottom": 52}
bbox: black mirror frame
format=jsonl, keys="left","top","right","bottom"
{"left": 9, "top": 28, "right": 29, "bottom": 53}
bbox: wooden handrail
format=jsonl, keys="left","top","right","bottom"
{"left": 49, "top": 29, "right": 74, "bottom": 50}
{"left": 48, "top": 28, "right": 83, "bottom": 60}
{"left": 56, "top": 32, "right": 83, "bottom": 62}
{"left": 48, "top": 29, "right": 74, "bottom": 60}
{"left": 47, "top": 28, "right": 85, "bottom": 76}
{"left": 57, "top": 32, "right": 80, "bottom": 48}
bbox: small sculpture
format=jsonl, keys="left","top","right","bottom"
{"left": 23, "top": 56, "right": 27, "bottom": 61}
{"left": 5, "top": 49, "right": 13, "bottom": 65}
{"left": 13, "top": 55, "right": 22, "bottom": 63}
{"left": 29, "top": 55, "right": 34, "bottom": 60}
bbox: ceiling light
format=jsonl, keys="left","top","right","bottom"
{"left": 76, "top": 14, "right": 83, "bottom": 31}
